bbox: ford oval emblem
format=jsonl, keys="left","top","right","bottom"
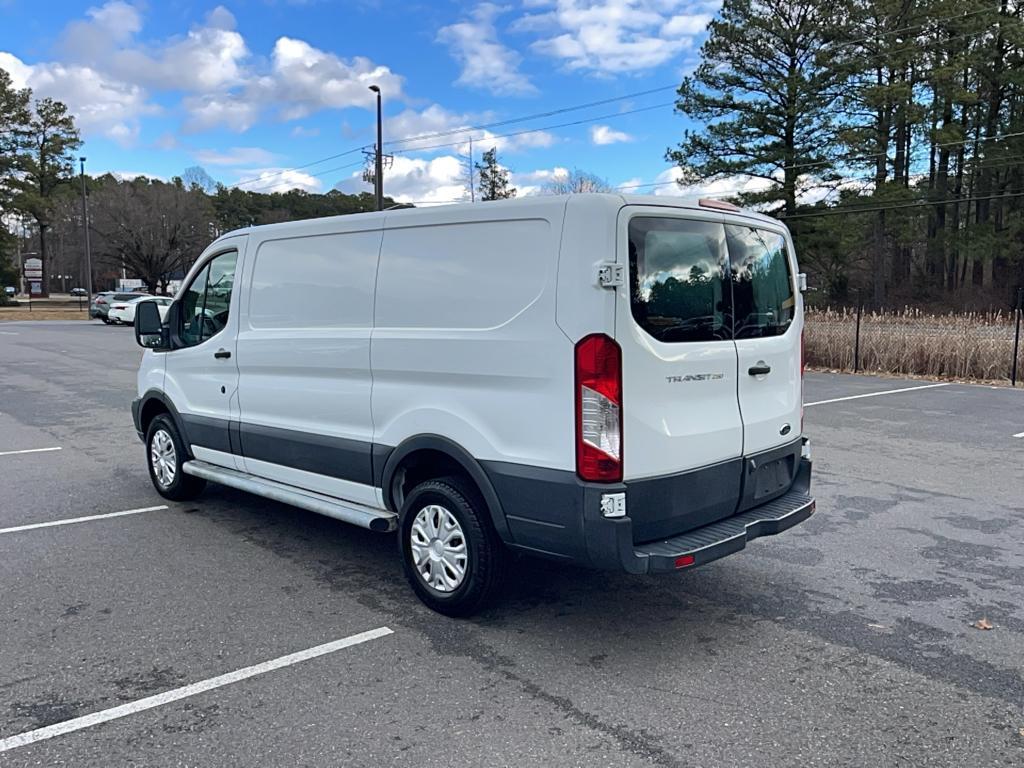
{"left": 780, "top": 424, "right": 792, "bottom": 436}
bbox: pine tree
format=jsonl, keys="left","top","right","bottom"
{"left": 475, "top": 148, "right": 517, "bottom": 201}
{"left": 667, "top": 0, "right": 846, "bottom": 216}
{"left": 12, "top": 97, "right": 81, "bottom": 296}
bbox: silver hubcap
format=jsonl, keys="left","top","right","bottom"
{"left": 150, "top": 429, "right": 177, "bottom": 488}
{"left": 410, "top": 504, "right": 468, "bottom": 593}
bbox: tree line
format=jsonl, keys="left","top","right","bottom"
{"left": 672, "top": 0, "right": 1024, "bottom": 309}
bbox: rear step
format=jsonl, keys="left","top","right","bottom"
{"left": 633, "top": 485, "right": 814, "bottom": 573}
{"left": 182, "top": 460, "right": 398, "bottom": 532}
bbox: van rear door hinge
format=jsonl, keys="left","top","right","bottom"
{"left": 597, "top": 262, "right": 624, "bottom": 288}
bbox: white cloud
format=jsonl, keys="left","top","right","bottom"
{"left": 234, "top": 167, "right": 323, "bottom": 194}
{"left": 385, "top": 104, "right": 555, "bottom": 155}
{"left": 182, "top": 93, "right": 261, "bottom": 133}
{"left": 590, "top": 124, "right": 632, "bottom": 144}
{"left": 6, "top": 2, "right": 406, "bottom": 138}
{"left": 290, "top": 125, "right": 320, "bottom": 138}
{"left": 511, "top": 166, "right": 569, "bottom": 196}
{"left": 335, "top": 154, "right": 469, "bottom": 205}
{"left": 62, "top": 5, "right": 249, "bottom": 93}
{"left": 261, "top": 37, "right": 404, "bottom": 121}
{"left": 193, "top": 147, "right": 279, "bottom": 166}
{"left": 438, "top": 3, "right": 537, "bottom": 96}
{"left": 110, "top": 170, "right": 166, "bottom": 182}
{"left": 518, "top": 1, "right": 716, "bottom": 74}
{"left": 641, "top": 166, "right": 832, "bottom": 206}
{"left": 0, "top": 51, "right": 155, "bottom": 146}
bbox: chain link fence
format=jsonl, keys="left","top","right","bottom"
{"left": 805, "top": 295, "right": 1024, "bottom": 385}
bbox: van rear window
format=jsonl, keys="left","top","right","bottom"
{"left": 628, "top": 217, "right": 730, "bottom": 343}
{"left": 725, "top": 225, "right": 795, "bottom": 339}
{"left": 628, "top": 217, "right": 795, "bottom": 343}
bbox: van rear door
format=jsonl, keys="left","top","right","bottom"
{"left": 724, "top": 222, "right": 802, "bottom": 457}
{"left": 615, "top": 208, "right": 744, "bottom": 541}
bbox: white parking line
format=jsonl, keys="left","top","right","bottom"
{"left": 0, "top": 626, "right": 394, "bottom": 753}
{"left": 805, "top": 382, "right": 951, "bottom": 407}
{"left": 0, "top": 505, "right": 169, "bottom": 535}
{"left": 0, "top": 446, "right": 62, "bottom": 457}
{"left": 1013, "top": 431, "right": 1024, "bottom": 439}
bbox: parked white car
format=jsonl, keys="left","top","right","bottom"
{"left": 131, "top": 194, "right": 815, "bottom": 615}
{"left": 109, "top": 295, "right": 172, "bottom": 325}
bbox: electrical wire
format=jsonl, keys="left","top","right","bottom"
{"left": 391, "top": 101, "right": 676, "bottom": 155}
{"left": 242, "top": 160, "right": 365, "bottom": 194}
{"left": 383, "top": 84, "right": 679, "bottom": 148}
{"left": 777, "top": 190, "right": 1024, "bottom": 220}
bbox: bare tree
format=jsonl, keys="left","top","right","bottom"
{"left": 542, "top": 168, "right": 614, "bottom": 195}
{"left": 90, "top": 177, "right": 215, "bottom": 293}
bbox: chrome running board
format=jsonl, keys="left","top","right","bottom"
{"left": 182, "top": 460, "right": 397, "bottom": 532}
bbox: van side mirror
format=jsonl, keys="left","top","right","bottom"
{"left": 135, "top": 300, "right": 167, "bottom": 349}
{"left": 797, "top": 273, "right": 808, "bottom": 292}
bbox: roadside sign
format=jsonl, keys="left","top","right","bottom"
{"left": 23, "top": 257, "right": 42, "bottom": 280}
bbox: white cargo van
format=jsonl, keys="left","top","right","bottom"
{"left": 132, "top": 194, "right": 815, "bottom": 615}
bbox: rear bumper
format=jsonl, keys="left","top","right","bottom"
{"left": 625, "top": 460, "right": 813, "bottom": 573}
{"left": 483, "top": 446, "right": 815, "bottom": 575}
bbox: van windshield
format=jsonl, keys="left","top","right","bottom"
{"left": 628, "top": 217, "right": 795, "bottom": 343}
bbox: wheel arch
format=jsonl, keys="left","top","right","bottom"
{"left": 137, "top": 390, "right": 194, "bottom": 459}
{"left": 377, "top": 435, "right": 512, "bottom": 542}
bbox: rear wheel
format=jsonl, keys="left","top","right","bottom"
{"left": 399, "top": 476, "right": 505, "bottom": 617}
{"left": 146, "top": 414, "right": 205, "bottom": 501}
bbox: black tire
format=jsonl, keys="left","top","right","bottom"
{"left": 145, "top": 414, "right": 206, "bottom": 501}
{"left": 399, "top": 476, "right": 506, "bottom": 617}
{"left": 101, "top": 317, "right": 111, "bottom": 324}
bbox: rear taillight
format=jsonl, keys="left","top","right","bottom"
{"left": 575, "top": 334, "right": 622, "bottom": 483}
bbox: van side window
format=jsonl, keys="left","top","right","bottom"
{"left": 725, "top": 226, "right": 794, "bottom": 339}
{"left": 628, "top": 217, "right": 730, "bottom": 343}
{"left": 179, "top": 250, "right": 237, "bottom": 347}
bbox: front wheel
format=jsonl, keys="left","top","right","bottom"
{"left": 146, "top": 414, "right": 206, "bottom": 501}
{"left": 399, "top": 477, "right": 506, "bottom": 617}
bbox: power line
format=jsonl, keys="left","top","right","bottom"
{"left": 384, "top": 85, "right": 678, "bottom": 148}
{"left": 391, "top": 102, "right": 676, "bottom": 155}
{"left": 243, "top": 160, "right": 365, "bottom": 194}
{"left": 778, "top": 190, "right": 1024, "bottom": 220}
{"left": 230, "top": 85, "right": 679, "bottom": 192}
{"left": 232, "top": 147, "right": 367, "bottom": 189}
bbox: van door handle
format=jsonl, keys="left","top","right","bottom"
{"left": 748, "top": 364, "right": 771, "bottom": 376}
{"left": 214, "top": 349, "right": 231, "bottom": 359}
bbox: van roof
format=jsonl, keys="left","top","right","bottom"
{"left": 217, "top": 192, "right": 784, "bottom": 241}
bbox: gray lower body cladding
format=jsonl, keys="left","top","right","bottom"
{"left": 133, "top": 394, "right": 813, "bottom": 574}
{"left": 482, "top": 438, "right": 813, "bottom": 574}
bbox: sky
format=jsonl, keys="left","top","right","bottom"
{"left": 0, "top": 0, "right": 729, "bottom": 204}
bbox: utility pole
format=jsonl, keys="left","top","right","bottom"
{"left": 368, "top": 85, "right": 383, "bottom": 211}
{"left": 468, "top": 137, "right": 475, "bottom": 203}
{"left": 79, "top": 158, "right": 94, "bottom": 304}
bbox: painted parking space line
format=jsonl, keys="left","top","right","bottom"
{"left": 0, "top": 626, "right": 394, "bottom": 753}
{"left": 1013, "top": 431, "right": 1024, "bottom": 439}
{"left": 0, "top": 446, "right": 62, "bottom": 457}
{"left": 0, "top": 505, "right": 169, "bottom": 535}
{"left": 805, "top": 382, "right": 951, "bottom": 407}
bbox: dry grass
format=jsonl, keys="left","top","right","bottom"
{"left": 805, "top": 307, "right": 1022, "bottom": 383}
{"left": 0, "top": 307, "right": 91, "bottom": 322}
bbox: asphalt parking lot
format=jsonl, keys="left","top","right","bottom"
{"left": 1, "top": 320, "right": 1023, "bottom": 767}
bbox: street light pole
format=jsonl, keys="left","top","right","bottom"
{"left": 79, "top": 157, "right": 94, "bottom": 306}
{"left": 368, "top": 85, "right": 383, "bottom": 211}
